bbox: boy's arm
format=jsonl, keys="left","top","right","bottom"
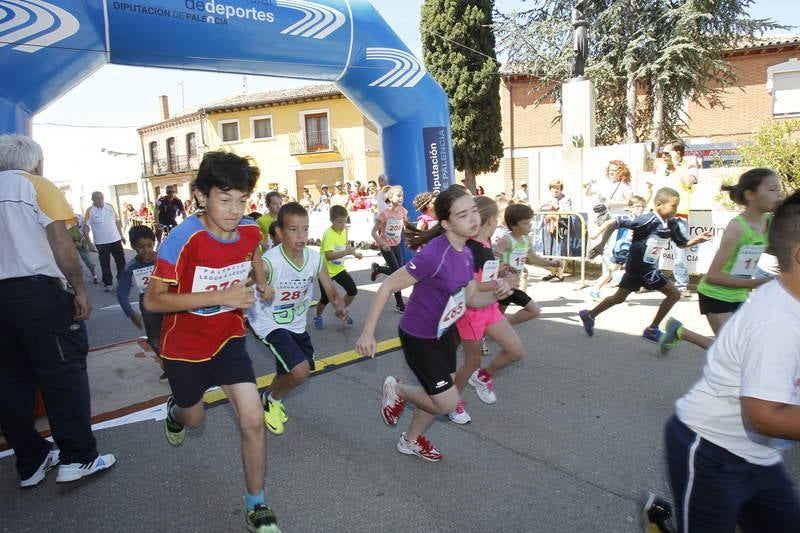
{"left": 588, "top": 219, "right": 619, "bottom": 259}
{"left": 115, "top": 264, "right": 136, "bottom": 318}
{"left": 251, "top": 247, "right": 273, "bottom": 300}
{"left": 319, "top": 268, "right": 347, "bottom": 319}
{"left": 527, "top": 247, "right": 561, "bottom": 268}
{"left": 143, "top": 277, "right": 255, "bottom": 313}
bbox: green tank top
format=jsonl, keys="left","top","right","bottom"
{"left": 502, "top": 234, "right": 530, "bottom": 271}
{"left": 697, "top": 214, "right": 770, "bottom": 303}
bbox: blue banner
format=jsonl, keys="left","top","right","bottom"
{"left": 422, "top": 126, "right": 453, "bottom": 194}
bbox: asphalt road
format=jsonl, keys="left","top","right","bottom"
{"left": 2, "top": 250, "right": 798, "bottom": 532}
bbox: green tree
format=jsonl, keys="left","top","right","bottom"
{"left": 739, "top": 120, "right": 800, "bottom": 192}
{"left": 494, "top": 0, "right": 783, "bottom": 146}
{"left": 421, "top": 0, "right": 504, "bottom": 191}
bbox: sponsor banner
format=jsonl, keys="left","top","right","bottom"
{"left": 659, "top": 210, "right": 738, "bottom": 274}
{"left": 422, "top": 126, "right": 453, "bottom": 194}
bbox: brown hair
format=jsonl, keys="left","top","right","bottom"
{"left": 504, "top": 203, "right": 534, "bottom": 228}
{"left": 607, "top": 160, "right": 632, "bottom": 185}
{"left": 475, "top": 196, "right": 498, "bottom": 226}
{"left": 720, "top": 168, "right": 777, "bottom": 206}
{"left": 406, "top": 185, "right": 472, "bottom": 250}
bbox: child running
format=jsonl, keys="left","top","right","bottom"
{"left": 144, "top": 151, "right": 280, "bottom": 533}
{"left": 116, "top": 225, "right": 165, "bottom": 381}
{"left": 257, "top": 191, "right": 282, "bottom": 249}
{"left": 656, "top": 191, "right": 800, "bottom": 532}
{"left": 249, "top": 203, "right": 348, "bottom": 435}
{"left": 658, "top": 168, "right": 783, "bottom": 355}
{"left": 370, "top": 185, "right": 408, "bottom": 313}
{"left": 355, "top": 186, "right": 512, "bottom": 461}
{"left": 448, "top": 196, "right": 525, "bottom": 425}
{"left": 494, "top": 203, "right": 561, "bottom": 325}
{"left": 413, "top": 191, "right": 438, "bottom": 231}
{"left": 313, "top": 205, "right": 360, "bottom": 329}
{"left": 579, "top": 187, "right": 712, "bottom": 342}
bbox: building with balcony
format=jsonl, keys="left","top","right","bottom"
{"left": 136, "top": 85, "right": 383, "bottom": 205}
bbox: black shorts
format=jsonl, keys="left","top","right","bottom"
{"left": 318, "top": 270, "right": 357, "bottom": 305}
{"left": 261, "top": 329, "right": 315, "bottom": 375}
{"left": 698, "top": 293, "right": 743, "bottom": 315}
{"left": 619, "top": 267, "right": 668, "bottom": 292}
{"left": 399, "top": 326, "right": 458, "bottom": 396}
{"left": 163, "top": 337, "right": 255, "bottom": 408}
{"left": 498, "top": 288, "right": 532, "bottom": 308}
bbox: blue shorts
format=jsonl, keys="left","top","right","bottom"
{"left": 261, "top": 329, "right": 315, "bottom": 375}
{"left": 619, "top": 266, "right": 668, "bottom": 292}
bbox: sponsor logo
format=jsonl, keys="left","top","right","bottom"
{"left": 407, "top": 262, "right": 416, "bottom": 270}
{"left": 366, "top": 47, "right": 426, "bottom": 88}
{"left": 434, "top": 380, "right": 448, "bottom": 389}
{"left": 184, "top": 1, "right": 275, "bottom": 23}
{"left": 276, "top": 0, "right": 344, "bottom": 39}
{"left": 0, "top": 0, "right": 79, "bottom": 54}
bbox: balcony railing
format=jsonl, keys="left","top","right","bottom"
{"left": 290, "top": 131, "right": 340, "bottom": 155}
{"left": 142, "top": 154, "right": 203, "bottom": 177}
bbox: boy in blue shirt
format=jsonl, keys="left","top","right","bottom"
{"left": 116, "top": 225, "right": 164, "bottom": 381}
{"left": 579, "top": 188, "right": 711, "bottom": 341}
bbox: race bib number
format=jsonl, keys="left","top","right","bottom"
{"left": 132, "top": 265, "right": 154, "bottom": 294}
{"left": 509, "top": 247, "right": 527, "bottom": 270}
{"left": 190, "top": 261, "right": 251, "bottom": 316}
{"left": 385, "top": 217, "right": 403, "bottom": 240}
{"left": 730, "top": 244, "right": 766, "bottom": 278}
{"left": 437, "top": 288, "right": 466, "bottom": 338}
{"left": 644, "top": 236, "right": 668, "bottom": 265}
{"left": 331, "top": 245, "right": 346, "bottom": 266}
{"left": 272, "top": 278, "right": 312, "bottom": 325}
{"left": 481, "top": 260, "right": 500, "bottom": 283}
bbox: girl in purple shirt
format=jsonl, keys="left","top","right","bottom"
{"left": 356, "top": 186, "right": 512, "bottom": 462}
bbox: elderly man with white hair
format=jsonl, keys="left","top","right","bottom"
{"left": 0, "top": 134, "right": 115, "bottom": 488}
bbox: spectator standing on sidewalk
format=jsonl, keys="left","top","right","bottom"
{"left": 84, "top": 191, "right": 126, "bottom": 292}
{"left": 0, "top": 134, "right": 115, "bottom": 488}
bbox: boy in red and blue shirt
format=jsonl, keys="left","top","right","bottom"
{"left": 144, "top": 151, "right": 280, "bottom": 533}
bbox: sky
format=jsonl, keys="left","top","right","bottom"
{"left": 28, "top": 0, "right": 800, "bottom": 185}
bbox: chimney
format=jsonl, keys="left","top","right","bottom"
{"left": 159, "top": 95, "right": 170, "bottom": 120}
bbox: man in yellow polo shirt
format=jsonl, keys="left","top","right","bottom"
{"left": 654, "top": 139, "right": 699, "bottom": 296}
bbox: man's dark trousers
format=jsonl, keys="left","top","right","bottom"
{"left": 0, "top": 278, "right": 98, "bottom": 480}
{"left": 97, "top": 240, "right": 125, "bottom": 287}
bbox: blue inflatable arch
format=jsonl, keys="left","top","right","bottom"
{"left": 0, "top": 0, "right": 454, "bottom": 207}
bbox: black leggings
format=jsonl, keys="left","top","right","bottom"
{"left": 318, "top": 270, "right": 357, "bottom": 306}
{"left": 377, "top": 245, "right": 404, "bottom": 307}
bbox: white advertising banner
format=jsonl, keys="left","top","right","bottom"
{"left": 659, "top": 210, "right": 739, "bottom": 274}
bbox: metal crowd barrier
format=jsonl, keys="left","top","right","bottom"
{"left": 531, "top": 210, "right": 588, "bottom": 285}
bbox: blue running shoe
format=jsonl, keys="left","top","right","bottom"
{"left": 313, "top": 316, "right": 323, "bottom": 330}
{"left": 643, "top": 326, "right": 663, "bottom": 343}
{"left": 346, "top": 315, "right": 354, "bottom": 326}
{"left": 578, "top": 310, "right": 594, "bottom": 337}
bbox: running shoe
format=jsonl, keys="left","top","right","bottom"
{"left": 20, "top": 447, "right": 60, "bottom": 488}
{"left": 447, "top": 399, "right": 471, "bottom": 425}
{"left": 55, "top": 454, "right": 116, "bottom": 483}
{"left": 262, "top": 395, "right": 286, "bottom": 435}
{"left": 396, "top": 433, "right": 442, "bottom": 462}
{"left": 370, "top": 263, "right": 379, "bottom": 282}
{"left": 589, "top": 290, "right": 601, "bottom": 301}
{"left": 158, "top": 371, "right": 168, "bottom": 383}
{"left": 468, "top": 370, "right": 497, "bottom": 404}
{"left": 164, "top": 396, "right": 185, "bottom": 446}
{"left": 658, "top": 318, "right": 683, "bottom": 357}
{"left": 380, "top": 376, "right": 405, "bottom": 426}
{"left": 246, "top": 503, "right": 281, "bottom": 533}
{"left": 395, "top": 303, "right": 405, "bottom": 314}
{"left": 103, "top": 285, "right": 113, "bottom": 293}
{"left": 578, "top": 309, "right": 595, "bottom": 337}
{"left": 313, "top": 315, "right": 323, "bottom": 330}
{"left": 641, "top": 491, "right": 674, "bottom": 533}
{"left": 480, "top": 337, "right": 490, "bottom": 356}
{"left": 643, "top": 327, "right": 664, "bottom": 343}
{"left": 92, "top": 275, "right": 99, "bottom": 284}
{"left": 345, "top": 315, "right": 354, "bottom": 327}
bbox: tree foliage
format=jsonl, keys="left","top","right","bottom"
{"left": 739, "top": 120, "right": 800, "bottom": 192}
{"left": 421, "top": 0, "right": 504, "bottom": 188}
{"left": 494, "top": 0, "right": 784, "bottom": 146}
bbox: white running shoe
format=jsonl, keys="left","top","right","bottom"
{"left": 396, "top": 433, "right": 442, "bottom": 462}
{"left": 469, "top": 370, "right": 497, "bottom": 404}
{"left": 19, "top": 448, "right": 60, "bottom": 488}
{"left": 380, "top": 376, "right": 405, "bottom": 426}
{"left": 447, "top": 399, "right": 471, "bottom": 425}
{"left": 56, "top": 453, "right": 116, "bottom": 483}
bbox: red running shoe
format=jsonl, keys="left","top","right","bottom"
{"left": 397, "top": 433, "right": 442, "bottom": 462}
{"left": 381, "top": 376, "right": 405, "bottom": 426}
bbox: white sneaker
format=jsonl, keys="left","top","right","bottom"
{"left": 447, "top": 399, "right": 471, "bottom": 425}
{"left": 469, "top": 370, "right": 497, "bottom": 404}
{"left": 56, "top": 453, "right": 116, "bottom": 483}
{"left": 20, "top": 448, "right": 60, "bottom": 488}
{"left": 396, "top": 433, "right": 442, "bottom": 462}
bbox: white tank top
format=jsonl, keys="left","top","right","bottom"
{"left": 87, "top": 204, "right": 121, "bottom": 245}
{"left": 248, "top": 244, "right": 322, "bottom": 337}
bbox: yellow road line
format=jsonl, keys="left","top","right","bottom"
{"left": 203, "top": 336, "right": 401, "bottom": 404}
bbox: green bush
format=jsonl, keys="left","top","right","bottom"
{"left": 738, "top": 120, "right": 800, "bottom": 193}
